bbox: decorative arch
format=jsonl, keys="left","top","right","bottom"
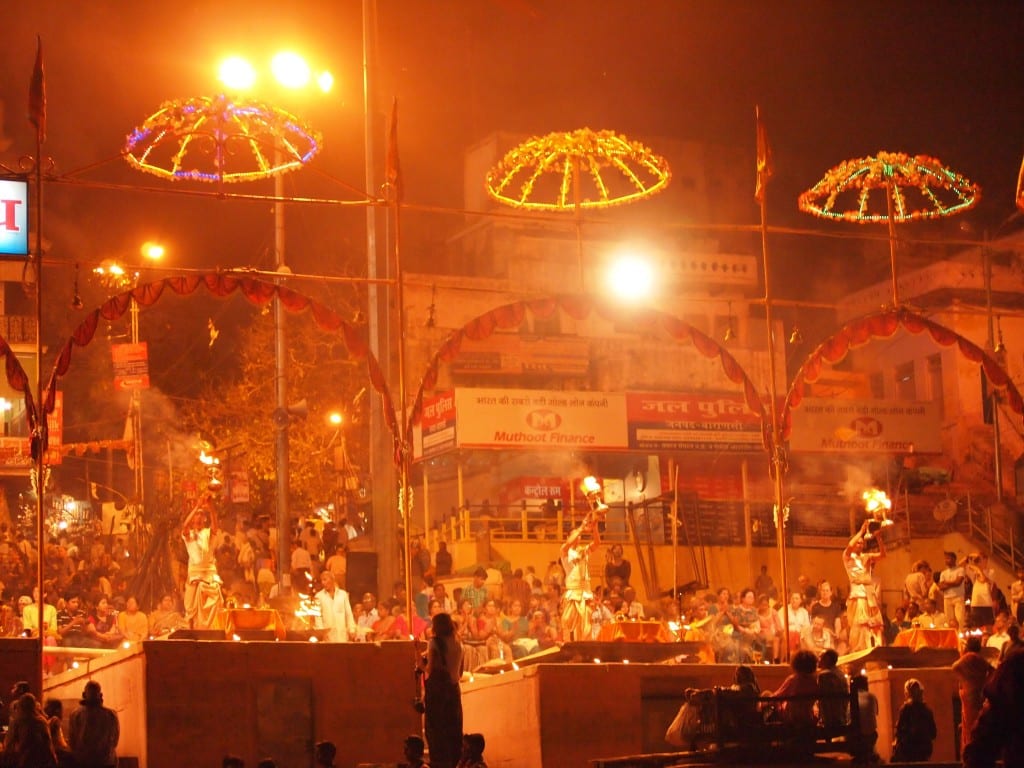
{"left": 406, "top": 294, "right": 769, "bottom": 449}
{"left": 41, "top": 272, "right": 401, "bottom": 459}
{"left": 781, "top": 307, "right": 1024, "bottom": 439}
{"left": 0, "top": 337, "right": 34, "bottom": 423}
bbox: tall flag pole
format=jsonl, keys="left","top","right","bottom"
{"left": 28, "top": 35, "right": 47, "bottom": 693}
{"left": 755, "top": 105, "right": 790, "bottom": 661}
{"left": 386, "top": 97, "right": 413, "bottom": 631}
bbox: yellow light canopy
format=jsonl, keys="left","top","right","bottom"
{"left": 485, "top": 128, "right": 671, "bottom": 211}
{"left": 123, "top": 94, "right": 321, "bottom": 184}
{"left": 798, "top": 151, "right": 980, "bottom": 224}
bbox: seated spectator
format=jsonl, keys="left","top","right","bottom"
{"left": 399, "top": 734, "right": 427, "bottom": 768}
{"left": 918, "top": 598, "right": 948, "bottom": 628}
{"left": 85, "top": 597, "right": 124, "bottom": 648}
{"left": 621, "top": 586, "right": 645, "bottom": 619}
{"left": 986, "top": 611, "right": 1012, "bottom": 653}
{"left": 755, "top": 594, "right": 782, "bottom": 663}
{"left": 115, "top": 596, "right": 148, "bottom": 642}
{"left": 665, "top": 687, "right": 705, "bottom": 750}
{"left": 498, "top": 599, "right": 530, "bottom": 658}
{"left": 314, "top": 740, "right": 337, "bottom": 768}
{"left": 456, "top": 732, "right": 487, "bottom": 768}
{"left": 779, "top": 591, "right": 810, "bottom": 656}
{"left": 525, "top": 609, "right": 558, "bottom": 653}
{"left": 148, "top": 594, "right": 185, "bottom": 637}
{"left": 799, "top": 615, "right": 836, "bottom": 655}
{"left": 720, "top": 664, "right": 762, "bottom": 732}
{"left": 57, "top": 592, "right": 90, "bottom": 648}
{"left": 816, "top": 649, "right": 849, "bottom": 728}
{"left": 765, "top": 649, "right": 819, "bottom": 726}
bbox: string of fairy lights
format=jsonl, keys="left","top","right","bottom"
{"left": 484, "top": 128, "right": 671, "bottom": 211}
{"left": 123, "top": 94, "right": 321, "bottom": 184}
{"left": 797, "top": 151, "right": 981, "bottom": 224}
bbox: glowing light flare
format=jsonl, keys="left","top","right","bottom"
{"left": 862, "top": 487, "right": 892, "bottom": 514}
{"left": 141, "top": 241, "right": 165, "bottom": 260}
{"left": 271, "top": 52, "right": 311, "bottom": 89}
{"left": 219, "top": 56, "right": 257, "bottom": 90}
{"left": 328, "top": 412, "right": 344, "bottom": 426}
{"left": 606, "top": 255, "right": 655, "bottom": 302}
{"left": 316, "top": 71, "right": 334, "bottom": 93}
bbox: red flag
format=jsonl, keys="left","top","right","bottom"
{"left": 754, "top": 105, "right": 773, "bottom": 203}
{"left": 386, "top": 97, "right": 402, "bottom": 203}
{"left": 28, "top": 36, "right": 46, "bottom": 143}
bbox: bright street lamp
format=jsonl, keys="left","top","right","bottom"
{"left": 605, "top": 252, "right": 657, "bottom": 303}
{"left": 215, "top": 52, "right": 331, "bottom": 592}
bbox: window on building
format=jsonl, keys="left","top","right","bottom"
{"left": 895, "top": 361, "right": 916, "bottom": 401}
{"left": 870, "top": 371, "right": 885, "bottom": 399}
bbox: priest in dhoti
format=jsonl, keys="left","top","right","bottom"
{"left": 182, "top": 496, "right": 225, "bottom": 630}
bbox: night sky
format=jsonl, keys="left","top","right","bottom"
{"left": 1, "top": 1, "right": 1023, "bottom": 390}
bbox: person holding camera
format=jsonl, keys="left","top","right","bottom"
{"left": 962, "top": 552, "right": 997, "bottom": 629}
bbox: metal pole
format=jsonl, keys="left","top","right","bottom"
{"left": 983, "top": 241, "right": 1004, "bottom": 502}
{"left": 32, "top": 113, "right": 45, "bottom": 695}
{"left": 274, "top": 165, "right": 291, "bottom": 591}
{"left": 756, "top": 108, "right": 790, "bottom": 660}
{"left": 886, "top": 184, "right": 900, "bottom": 307}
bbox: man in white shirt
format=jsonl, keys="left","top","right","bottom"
{"left": 918, "top": 598, "right": 949, "bottom": 629}
{"left": 315, "top": 571, "right": 356, "bottom": 642}
{"left": 986, "top": 611, "right": 1011, "bottom": 654}
{"left": 938, "top": 551, "right": 966, "bottom": 627}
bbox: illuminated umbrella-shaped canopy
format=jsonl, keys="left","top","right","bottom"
{"left": 799, "top": 151, "right": 980, "bottom": 305}
{"left": 485, "top": 128, "right": 671, "bottom": 211}
{"left": 123, "top": 94, "right": 321, "bottom": 184}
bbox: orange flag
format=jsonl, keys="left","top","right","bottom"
{"left": 386, "top": 97, "right": 402, "bottom": 203}
{"left": 28, "top": 36, "right": 46, "bottom": 143}
{"left": 754, "top": 105, "right": 773, "bottom": 203}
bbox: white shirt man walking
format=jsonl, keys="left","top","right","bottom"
{"left": 315, "top": 571, "right": 356, "bottom": 642}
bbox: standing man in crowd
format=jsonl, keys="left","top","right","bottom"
{"left": 69, "top": 681, "right": 119, "bottom": 768}
{"left": 315, "top": 570, "right": 356, "bottom": 642}
{"left": 938, "top": 550, "right": 966, "bottom": 627}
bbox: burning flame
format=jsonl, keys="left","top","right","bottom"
{"left": 199, "top": 451, "right": 219, "bottom": 466}
{"left": 581, "top": 476, "right": 602, "bottom": 495}
{"left": 862, "top": 488, "right": 892, "bottom": 515}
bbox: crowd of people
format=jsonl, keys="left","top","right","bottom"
{"left": 218, "top": 733, "right": 489, "bottom": 768}
{"left": 0, "top": 679, "right": 119, "bottom": 768}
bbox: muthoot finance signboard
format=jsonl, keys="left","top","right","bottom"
{"left": 788, "top": 397, "right": 942, "bottom": 454}
{"left": 0, "top": 179, "right": 28, "bottom": 256}
{"left": 453, "top": 388, "right": 628, "bottom": 450}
